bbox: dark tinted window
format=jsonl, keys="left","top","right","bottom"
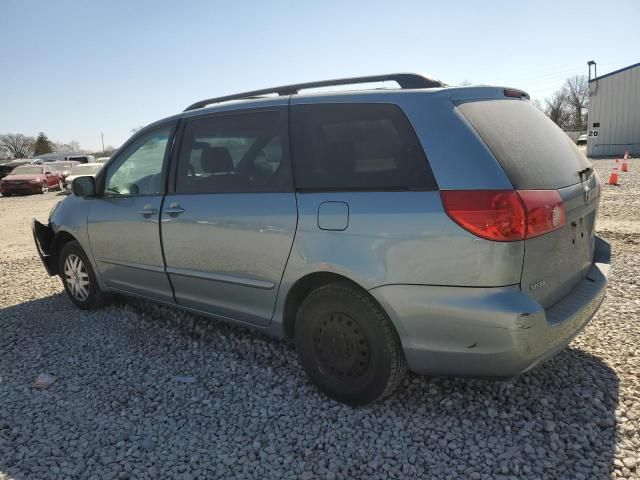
{"left": 175, "top": 110, "right": 291, "bottom": 194}
{"left": 457, "top": 99, "right": 592, "bottom": 189}
{"left": 291, "top": 103, "right": 436, "bottom": 190}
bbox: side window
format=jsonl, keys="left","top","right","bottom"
{"left": 105, "top": 126, "right": 172, "bottom": 196}
{"left": 175, "top": 110, "right": 291, "bottom": 194}
{"left": 291, "top": 103, "right": 437, "bottom": 190}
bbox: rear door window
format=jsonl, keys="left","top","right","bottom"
{"left": 457, "top": 99, "right": 592, "bottom": 189}
{"left": 291, "top": 103, "right": 436, "bottom": 190}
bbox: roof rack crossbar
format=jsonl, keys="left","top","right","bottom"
{"left": 184, "top": 73, "right": 444, "bottom": 111}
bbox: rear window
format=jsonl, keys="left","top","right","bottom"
{"left": 457, "top": 99, "right": 592, "bottom": 189}
{"left": 291, "top": 103, "right": 436, "bottom": 191}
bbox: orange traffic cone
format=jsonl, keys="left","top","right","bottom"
{"left": 622, "top": 161, "right": 629, "bottom": 172}
{"left": 608, "top": 167, "right": 619, "bottom": 185}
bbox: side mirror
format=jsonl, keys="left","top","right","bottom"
{"left": 72, "top": 176, "right": 96, "bottom": 197}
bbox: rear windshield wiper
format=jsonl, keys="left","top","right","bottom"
{"left": 578, "top": 167, "right": 592, "bottom": 181}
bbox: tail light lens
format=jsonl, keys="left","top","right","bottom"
{"left": 441, "top": 190, "right": 566, "bottom": 242}
{"left": 516, "top": 190, "right": 566, "bottom": 238}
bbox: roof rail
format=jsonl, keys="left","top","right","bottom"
{"left": 184, "top": 73, "right": 444, "bottom": 111}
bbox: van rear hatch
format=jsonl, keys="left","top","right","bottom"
{"left": 457, "top": 98, "right": 599, "bottom": 308}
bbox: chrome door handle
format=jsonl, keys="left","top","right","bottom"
{"left": 164, "top": 202, "right": 185, "bottom": 216}
{"left": 137, "top": 205, "right": 158, "bottom": 217}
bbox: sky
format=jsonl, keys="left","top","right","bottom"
{"left": 1, "top": 0, "right": 638, "bottom": 151}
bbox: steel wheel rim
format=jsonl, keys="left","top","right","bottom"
{"left": 42, "top": 182, "right": 48, "bottom": 193}
{"left": 313, "top": 313, "right": 371, "bottom": 380}
{"left": 64, "top": 254, "right": 90, "bottom": 301}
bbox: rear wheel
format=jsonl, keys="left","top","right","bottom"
{"left": 295, "top": 282, "right": 406, "bottom": 406}
{"left": 58, "top": 241, "right": 110, "bottom": 309}
{"left": 41, "top": 182, "right": 49, "bottom": 194}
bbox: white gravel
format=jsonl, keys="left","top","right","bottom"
{"left": 0, "top": 158, "right": 639, "bottom": 480}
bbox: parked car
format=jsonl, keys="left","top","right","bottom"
{"left": 48, "top": 161, "right": 80, "bottom": 181}
{"left": 32, "top": 74, "right": 610, "bottom": 405}
{"left": 67, "top": 155, "right": 95, "bottom": 164}
{"left": 1, "top": 164, "right": 63, "bottom": 196}
{"left": 64, "top": 163, "right": 103, "bottom": 190}
{"left": 95, "top": 157, "right": 110, "bottom": 164}
{"left": 0, "top": 158, "right": 34, "bottom": 180}
{"left": 577, "top": 133, "right": 588, "bottom": 145}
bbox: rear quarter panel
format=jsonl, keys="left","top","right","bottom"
{"left": 271, "top": 191, "right": 524, "bottom": 332}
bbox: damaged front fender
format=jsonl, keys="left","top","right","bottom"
{"left": 32, "top": 218, "right": 57, "bottom": 276}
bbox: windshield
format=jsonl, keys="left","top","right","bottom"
{"left": 10, "top": 166, "right": 43, "bottom": 175}
{"left": 71, "top": 164, "right": 102, "bottom": 175}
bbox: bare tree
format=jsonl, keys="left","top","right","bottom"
{"left": 69, "top": 140, "right": 81, "bottom": 153}
{"left": 0, "top": 143, "right": 10, "bottom": 160}
{"left": 545, "top": 90, "right": 572, "bottom": 129}
{"left": 543, "top": 74, "right": 589, "bottom": 131}
{"left": 532, "top": 99, "right": 544, "bottom": 111}
{"left": 52, "top": 141, "right": 73, "bottom": 153}
{"left": 564, "top": 75, "right": 589, "bottom": 131}
{"left": 0, "top": 133, "right": 35, "bottom": 159}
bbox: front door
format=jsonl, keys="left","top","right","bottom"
{"left": 87, "top": 124, "right": 176, "bottom": 303}
{"left": 161, "top": 107, "right": 297, "bottom": 326}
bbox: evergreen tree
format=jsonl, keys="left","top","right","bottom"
{"left": 34, "top": 132, "right": 53, "bottom": 156}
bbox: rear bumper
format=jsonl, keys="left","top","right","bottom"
{"left": 32, "top": 219, "right": 57, "bottom": 276}
{"left": 370, "top": 236, "right": 611, "bottom": 377}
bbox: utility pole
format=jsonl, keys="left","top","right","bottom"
{"left": 101, "top": 132, "right": 105, "bottom": 153}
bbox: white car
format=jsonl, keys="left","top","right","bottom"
{"left": 577, "top": 133, "right": 588, "bottom": 145}
{"left": 65, "top": 163, "right": 104, "bottom": 190}
{"left": 95, "top": 157, "right": 110, "bottom": 164}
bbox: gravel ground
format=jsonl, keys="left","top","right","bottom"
{"left": 0, "top": 158, "right": 639, "bottom": 480}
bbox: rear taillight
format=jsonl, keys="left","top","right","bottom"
{"left": 440, "top": 190, "right": 566, "bottom": 242}
{"left": 516, "top": 190, "right": 566, "bottom": 238}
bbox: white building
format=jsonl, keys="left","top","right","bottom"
{"left": 587, "top": 62, "right": 640, "bottom": 157}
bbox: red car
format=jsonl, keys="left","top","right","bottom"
{"left": 0, "top": 164, "right": 64, "bottom": 196}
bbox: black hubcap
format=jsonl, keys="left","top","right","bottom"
{"left": 313, "top": 313, "right": 370, "bottom": 379}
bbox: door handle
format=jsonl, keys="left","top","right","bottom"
{"left": 137, "top": 204, "right": 158, "bottom": 217}
{"left": 164, "top": 202, "right": 185, "bottom": 216}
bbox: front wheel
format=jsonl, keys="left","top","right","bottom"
{"left": 41, "top": 182, "right": 49, "bottom": 194}
{"left": 59, "top": 241, "right": 110, "bottom": 310}
{"left": 58, "top": 179, "right": 64, "bottom": 190}
{"left": 295, "top": 282, "right": 406, "bottom": 406}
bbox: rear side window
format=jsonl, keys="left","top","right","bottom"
{"left": 291, "top": 103, "right": 436, "bottom": 190}
{"left": 457, "top": 99, "right": 592, "bottom": 189}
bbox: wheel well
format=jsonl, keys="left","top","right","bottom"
{"left": 50, "top": 231, "right": 76, "bottom": 274}
{"left": 283, "top": 272, "right": 370, "bottom": 339}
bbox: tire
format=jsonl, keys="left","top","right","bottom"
{"left": 1, "top": 192, "right": 11, "bottom": 197}
{"left": 295, "top": 282, "right": 406, "bottom": 406}
{"left": 41, "top": 182, "right": 49, "bottom": 194}
{"left": 58, "top": 179, "right": 64, "bottom": 191}
{"left": 58, "top": 241, "right": 110, "bottom": 310}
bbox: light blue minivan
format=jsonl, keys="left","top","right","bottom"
{"left": 33, "top": 74, "right": 610, "bottom": 405}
